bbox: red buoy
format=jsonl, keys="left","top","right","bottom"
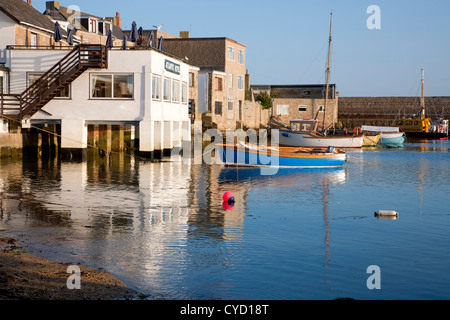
{"left": 222, "top": 192, "right": 234, "bottom": 202}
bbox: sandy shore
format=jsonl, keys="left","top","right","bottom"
{"left": 0, "top": 233, "right": 139, "bottom": 300}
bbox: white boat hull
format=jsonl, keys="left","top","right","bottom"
{"left": 278, "top": 130, "right": 363, "bottom": 148}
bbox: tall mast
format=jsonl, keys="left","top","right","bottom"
{"left": 420, "top": 67, "right": 425, "bottom": 118}
{"left": 323, "top": 12, "right": 333, "bottom": 131}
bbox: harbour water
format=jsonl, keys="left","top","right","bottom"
{"left": 0, "top": 140, "right": 449, "bottom": 300}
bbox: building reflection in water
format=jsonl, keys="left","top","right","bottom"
{"left": 0, "top": 152, "right": 348, "bottom": 298}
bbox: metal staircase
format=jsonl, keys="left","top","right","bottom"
{"left": 0, "top": 44, "right": 107, "bottom": 121}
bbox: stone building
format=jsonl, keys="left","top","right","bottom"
{"left": 43, "top": 1, "right": 127, "bottom": 47}
{"left": 251, "top": 84, "right": 338, "bottom": 130}
{"left": 164, "top": 37, "right": 247, "bottom": 131}
{"left": 0, "top": 0, "right": 71, "bottom": 64}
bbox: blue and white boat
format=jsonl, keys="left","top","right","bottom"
{"left": 361, "top": 125, "right": 406, "bottom": 148}
{"left": 216, "top": 142, "right": 347, "bottom": 168}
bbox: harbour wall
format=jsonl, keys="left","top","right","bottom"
{"left": 337, "top": 96, "right": 450, "bottom": 128}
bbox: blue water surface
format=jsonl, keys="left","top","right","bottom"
{"left": 0, "top": 140, "right": 449, "bottom": 300}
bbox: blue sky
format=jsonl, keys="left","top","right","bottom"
{"left": 33, "top": 0, "right": 450, "bottom": 97}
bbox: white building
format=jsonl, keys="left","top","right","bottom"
{"left": 5, "top": 47, "right": 191, "bottom": 158}
{"left": 0, "top": 0, "right": 191, "bottom": 159}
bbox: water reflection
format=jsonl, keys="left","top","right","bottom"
{"left": 1, "top": 141, "right": 449, "bottom": 299}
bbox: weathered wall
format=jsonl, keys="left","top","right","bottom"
{"left": 338, "top": 96, "right": 450, "bottom": 128}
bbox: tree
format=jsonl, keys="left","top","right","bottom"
{"left": 256, "top": 91, "right": 272, "bottom": 109}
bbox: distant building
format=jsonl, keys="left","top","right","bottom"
{"left": 251, "top": 84, "right": 338, "bottom": 130}
{"left": 43, "top": 1, "right": 127, "bottom": 47}
{"left": 0, "top": 0, "right": 71, "bottom": 63}
{"left": 164, "top": 37, "right": 247, "bottom": 131}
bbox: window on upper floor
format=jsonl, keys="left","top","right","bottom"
{"left": 181, "top": 82, "right": 188, "bottom": 104}
{"left": 91, "top": 19, "right": 98, "bottom": 33}
{"left": 227, "top": 46, "right": 235, "bottom": 61}
{"left": 238, "top": 49, "right": 244, "bottom": 64}
{"left": 152, "top": 74, "right": 161, "bottom": 100}
{"left": 228, "top": 74, "right": 233, "bottom": 88}
{"left": 91, "top": 74, "right": 133, "bottom": 99}
{"left": 238, "top": 76, "right": 244, "bottom": 90}
{"left": 189, "top": 72, "right": 194, "bottom": 87}
{"left": 216, "top": 77, "right": 223, "bottom": 91}
{"left": 98, "top": 21, "right": 112, "bottom": 36}
{"left": 172, "top": 80, "right": 180, "bottom": 103}
{"left": 163, "top": 78, "right": 171, "bottom": 101}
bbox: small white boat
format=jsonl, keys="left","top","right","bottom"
{"left": 273, "top": 118, "right": 363, "bottom": 149}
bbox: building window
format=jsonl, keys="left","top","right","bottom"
{"left": 29, "top": 72, "right": 70, "bottom": 99}
{"left": 98, "top": 21, "right": 112, "bottom": 35}
{"left": 303, "top": 90, "right": 311, "bottom": 97}
{"left": 163, "top": 78, "right": 171, "bottom": 101}
{"left": 30, "top": 33, "right": 37, "bottom": 49}
{"left": 277, "top": 105, "right": 289, "bottom": 115}
{"left": 228, "top": 74, "right": 233, "bottom": 88}
{"left": 91, "top": 74, "right": 133, "bottom": 99}
{"left": 89, "top": 18, "right": 97, "bottom": 33}
{"left": 238, "top": 49, "right": 244, "bottom": 64}
{"left": 228, "top": 98, "right": 233, "bottom": 111}
{"left": 0, "top": 76, "right": 3, "bottom": 94}
{"left": 172, "top": 80, "right": 180, "bottom": 103}
{"left": 298, "top": 105, "right": 307, "bottom": 112}
{"left": 215, "top": 101, "right": 222, "bottom": 115}
{"left": 181, "top": 82, "right": 187, "bottom": 104}
{"left": 227, "top": 46, "right": 235, "bottom": 60}
{"left": 189, "top": 72, "right": 194, "bottom": 87}
{"left": 318, "top": 105, "right": 325, "bottom": 112}
{"left": 216, "top": 77, "right": 223, "bottom": 91}
{"left": 152, "top": 74, "right": 161, "bottom": 100}
{"left": 238, "top": 76, "right": 244, "bottom": 90}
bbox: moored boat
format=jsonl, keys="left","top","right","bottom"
{"left": 362, "top": 132, "right": 381, "bottom": 147}
{"left": 272, "top": 118, "right": 364, "bottom": 149}
{"left": 394, "top": 68, "right": 448, "bottom": 140}
{"left": 216, "top": 142, "right": 347, "bottom": 168}
{"left": 379, "top": 132, "right": 406, "bottom": 147}
{"left": 361, "top": 125, "right": 405, "bottom": 147}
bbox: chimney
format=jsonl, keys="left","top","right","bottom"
{"left": 113, "top": 12, "right": 121, "bottom": 28}
{"left": 180, "top": 31, "right": 190, "bottom": 38}
{"left": 46, "top": 1, "right": 60, "bottom": 11}
{"left": 27, "top": 0, "right": 32, "bottom": 6}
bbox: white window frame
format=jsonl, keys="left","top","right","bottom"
{"left": 181, "top": 82, "right": 188, "bottom": 104}
{"left": 163, "top": 77, "right": 171, "bottom": 101}
{"left": 318, "top": 105, "right": 325, "bottom": 112}
{"left": 152, "top": 74, "right": 161, "bottom": 100}
{"left": 90, "top": 73, "right": 134, "bottom": 99}
{"left": 227, "top": 46, "right": 235, "bottom": 61}
{"left": 172, "top": 79, "right": 180, "bottom": 103}
{"left": 277, "top": 105, "right": 289, "bottom": 116}
{"left": 238, "top": 49, "right": 244, "bottom": 64}
{"left": 298, "top": 105, "right": 307, "bottom": 112}
{"left": 238, "top": 75, "right": 244, "bottom": 90}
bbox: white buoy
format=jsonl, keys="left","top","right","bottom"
{"left": 374, "top": 210, "right": 398, "bottom": 217}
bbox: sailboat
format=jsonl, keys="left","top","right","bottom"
{"left": 394, "top": 68, "right": 448, "bottom": 140}
{"left": 272, "top": 13, "right": 364, "bottom": 149}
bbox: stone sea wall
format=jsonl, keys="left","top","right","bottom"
{"left": 337, "top": 96, "right": 450, "bottom": 128}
